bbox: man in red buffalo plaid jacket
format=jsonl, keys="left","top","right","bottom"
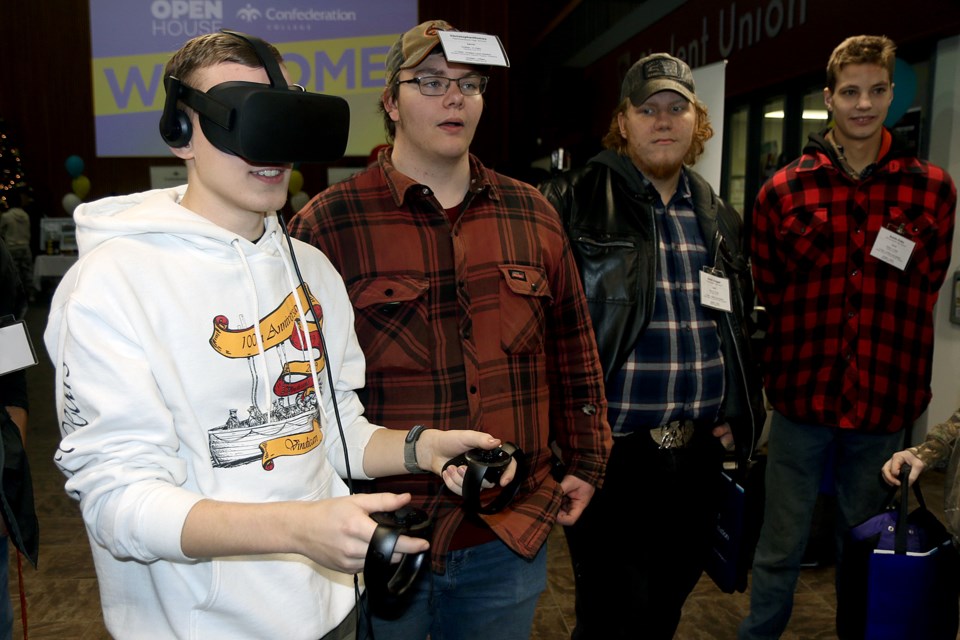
{"left": 740, "top": 35, "right": 956, "bottom": 639}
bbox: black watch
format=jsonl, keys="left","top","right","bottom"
{"left": 404, "top": 425, "right": 428, "bottom": 474}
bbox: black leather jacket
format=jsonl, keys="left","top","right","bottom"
{"left": 540, "top": 150, "right": 765, "bottom": 466}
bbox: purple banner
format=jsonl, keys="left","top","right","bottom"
{"left": 91, "top": 0, "right": 416, "bottom": 56}
{"left": 89, "top": 0, "right": 417, "bottom": 157}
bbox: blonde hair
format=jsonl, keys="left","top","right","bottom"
{"left": 826, "top": 35, "right": 896, "bottom": 91}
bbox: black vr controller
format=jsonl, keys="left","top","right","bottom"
{"left": 442, "top": 442, "right": 527, "bottom": 515}
{"left": 363, "top": 506, "right": 432, "bottom": 618}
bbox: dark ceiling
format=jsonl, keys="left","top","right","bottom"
{"left": 527, "top": 0, "right": 686, "bottom": 68}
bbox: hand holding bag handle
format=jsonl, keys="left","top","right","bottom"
{"left": 895, "top": 464, "right": 912, "bottom": 555}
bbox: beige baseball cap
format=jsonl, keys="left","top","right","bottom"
{"left": 384, "top": 19, "right": 457, "bottom": 86}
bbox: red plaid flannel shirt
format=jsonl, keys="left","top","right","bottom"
{"left": 289, "top": 150, "right": 610, "bottom": 569}
{"left": 751, "top": 131, "right": 956, "bottom": 433}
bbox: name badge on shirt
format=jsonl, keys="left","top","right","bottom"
{"left": 700, "top": 268, "right": 733, "bottom": 312}
{"left": 0, "top": 319, "right": 37, "bottom": 376}
{"left": 870, "top": 226, "right": 916, "bottom": 271}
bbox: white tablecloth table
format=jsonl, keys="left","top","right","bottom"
{"left": 32, "top": 254, "right": 78, "bottom": 291}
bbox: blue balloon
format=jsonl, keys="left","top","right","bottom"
{"left": 885, "top": 58, "right": 917, "bottom": 127}
{"left": 65, "top": 154, "right": 85, "bottom": 178}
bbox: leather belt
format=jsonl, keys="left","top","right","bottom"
{"left": 648, "top": 419, "right": 697, "bottom": 449}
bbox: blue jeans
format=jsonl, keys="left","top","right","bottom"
{"left": 739, "top": 412, "right": 904, "bottom": 639}
{"left": 359, "top": 539, "right": 547, "bottom": 640}
{"left": 0, "top": 538, "right": 11, "bottom": 640}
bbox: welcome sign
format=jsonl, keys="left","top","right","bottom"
{"left": 90, "top": 0, "right": 416, "bottom": 158}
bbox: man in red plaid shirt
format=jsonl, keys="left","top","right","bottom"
{"left": 740, "top": 35, "right": 956, "bottom": 639}
{"left": 290, "top": 19, "right": 611, "bottom": 640}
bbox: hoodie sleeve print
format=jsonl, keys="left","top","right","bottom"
{"left": 46, "top": 289, "right": 202, "bottom": 564}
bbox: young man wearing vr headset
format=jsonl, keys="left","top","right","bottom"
{"left": 43, "top": 30, "right": 510, "bottom": 640}
{"left": 290, "top": 19, "right": 611, "bottom": 640}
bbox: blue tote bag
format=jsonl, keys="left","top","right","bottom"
{"left": 838, "top": 465, "right": 959, "bottom": 640}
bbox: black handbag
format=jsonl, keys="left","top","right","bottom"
{"left": 705, "top": 454, "right": 765, "bottom": 593}
{"left": 836, "top": 465, "right": 959, "bottom": 640}
{"left": 0, "top": 407, "right": 39, "bottom": 567}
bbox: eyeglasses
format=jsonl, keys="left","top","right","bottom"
{"left": 397, "top": 75, "right": 489, "bottom": 96}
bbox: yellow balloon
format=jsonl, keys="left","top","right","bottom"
{"left": 288, "top": 169, "right": 304, "bottom": 195}
{"left": 290, "top": 190, "right": 310, "bottom": 212}
{"left": 72, "top": 175, "right": 91, "bottom": 199}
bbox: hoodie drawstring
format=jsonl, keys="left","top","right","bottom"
{"left": 269, "top": 232, "right": 328, "bottom": 428}
{"left": 231, "top": 238, "right": 274, "bottom": 425}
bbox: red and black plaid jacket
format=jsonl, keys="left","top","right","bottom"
{"left": 751, "top": 130, "right": 956, "bottom": 433}
{"left": 289, "top": 150, "right": 610, "bottom": 569}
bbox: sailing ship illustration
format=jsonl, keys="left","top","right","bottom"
{"left": 208, "top": 307, "right": 324, "bottom": 469}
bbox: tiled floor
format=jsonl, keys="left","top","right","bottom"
{"left": 7, "top": 300, "right": 953, "bottom": 639}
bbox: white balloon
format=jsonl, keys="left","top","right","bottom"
{"left": 62, "top": 192, "right": 82, "bottom": 215}
{"left": 289, "top": 190, "right": 310, "bottom": 212}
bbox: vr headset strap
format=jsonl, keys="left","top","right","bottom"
{"left": 167, "top": 30, "right": 285, "bottom": 134}
{"left": 173, "top": 78, "right": 234, "bottom": 131}
{"left": 220, "top": 29, "right": 287, "bottom": 89}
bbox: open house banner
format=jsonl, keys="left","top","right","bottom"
{"left": 90, "top": 0, "right": 416, "bottom": 158}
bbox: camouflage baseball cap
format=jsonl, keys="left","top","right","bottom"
{"left": 385, "top": 19, "right": 457, "bottom": 86}
{"left": 620, "top": 53, "right": 696, "bottom": 105}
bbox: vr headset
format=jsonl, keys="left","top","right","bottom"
{"left": 159, "top": 29, "right": 349, "bottom": 164}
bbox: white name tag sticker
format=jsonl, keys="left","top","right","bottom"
{"left": 438, "top": 31, "right": 510, "bottom": 67}
{"left": 700, "top": 270, "right": 733, "bottom": 312}
{"left": 0, "top": 321, "right": 38, "bottom": 376}
{"left": 870, "top": 226, "right": 916, "bottom": 271}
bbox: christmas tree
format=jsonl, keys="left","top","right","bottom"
{"left": 0, "top": 117, "right": 28, "bottom": 211}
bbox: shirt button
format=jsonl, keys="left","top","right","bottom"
{"left": 851, "top": 269, "right": 859, "bottom": 277}
{"left": 847, "top": 311, "right": 855, "bottom": 318}
{"left": 469, "top": 385, "right": 478, "bottom": 394}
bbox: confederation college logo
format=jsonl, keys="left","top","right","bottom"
{"left": 237, "top": 4, "right": 262, "bottom": 21}
{"left": 234, "top": 4, "right": 358, "bottom": 29}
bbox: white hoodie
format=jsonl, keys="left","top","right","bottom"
{"left": 45, "top": 186, "right": 381, "bottom": 639}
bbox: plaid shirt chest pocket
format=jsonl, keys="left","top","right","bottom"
{"left": 349, "top": 275, "right": 433, "bottom": 372}
{"left": 779, "top": 208, "right": 836, "bottom": 270}
{"left": 498, "top": 265, "right": 552, "bottom": 354}
{"left": 876, "top": 206, "right": 939, "bottom": 275}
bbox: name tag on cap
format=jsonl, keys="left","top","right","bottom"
{"left": 870, "top": 226, "right": 915, "bottom": 271}
{"left": 438, "top": 31, "right": 510, "bottom": 67}
{"left": 700, "top": 269, "right": 732, "bottom": 312}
